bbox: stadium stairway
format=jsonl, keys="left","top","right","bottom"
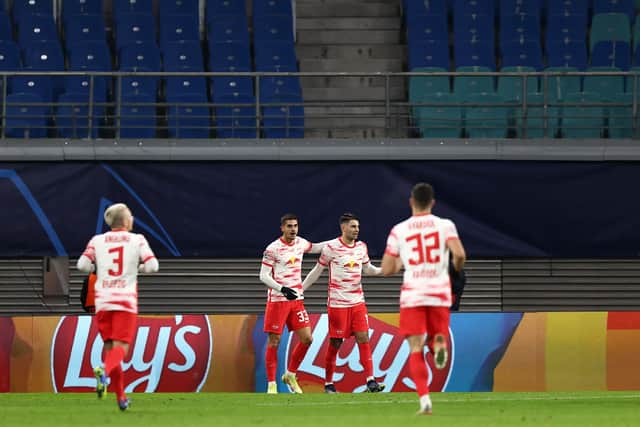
{"left": 295, "top": 0, "right": 407, "bottom": 138}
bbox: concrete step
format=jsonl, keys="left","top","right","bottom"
{"left": 297, "top": 29, "right": 401, "bottom": 45}
{"left": 299, "top": 58, "right": 403, "bottom": 72}
{"left": 296, "top": 17, "right": 401, "bottom": 30}
{"left": 300, "top": 76, "right": 406, "bottom": 89}
{"left": 296, "top": 44, "right": 406, "bottom": 60}
{"left": 302, "top": 86, "right": 405, "bottom": 101}
{"left": 296, "top": 2, "right": 400, "bottom": 17}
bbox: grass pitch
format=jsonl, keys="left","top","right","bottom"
{"left": 0, "top": 391, "right": 638, "bottom": 427}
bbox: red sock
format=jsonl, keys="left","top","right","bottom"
{"left": 265, "top": 346, "right": 278, "bottom": 382}
{"left": 110, "top": 364, "right": 125, "bottom": 401}
{"left": 358, "top": 342, "right": 373, "bottom": 379}
{"left": 287, "top": 342, "right": 310, "bottom": 373}
{"left": 104, "top": 346, "right": 125, "bottom": 377}
{"left": 409, "top": 351, "right": 429, "bottom": 397}
{"left": 324, "top": 345, "right": 339, "bottom": 383}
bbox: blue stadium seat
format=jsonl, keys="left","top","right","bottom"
{"left": 414, "top": 92, "right": 462, "bottom": 138}
{"left": 261, "top": 91, "right": 304, "bottom": 138}
{"left": 118, "top": 92, "right": 156, "bottom": 138}
{"left": 63, "top": 75, "right": 108, "bottom": 117}
{"left": 56, "top": 91, "right": 99, "bottom": 138}
{"left": 119, "top": 42, "right": 161, "bottom": 71}
{"left": 166, "top": 74, "right": 208, "bottom": 100}
{"left": 5, "top": 93, "right": 47, "bottom": 138}
{"left": 0, "top": 12, "right": 12, "bottom": 41}
{"left": 454, "top": 14, "right": 494, "bottom": 44}
{"left": 454, "top": 41, "right": 495, "bottom": 69}
{"left": 167, "top": 93, "right": 210, "bottom": 138}
{"left": 22, "top": 41, "right": 64, "bottom": 70}
{"left": 546, "top": 13, "right": 588, "bottom": 43}
{"left": 215, "top": 92, "right": 256, "bottom": 138}
{"left": 583, "top": 67, "right": 626, "bottom": 97}
{"left": 547, "top": 40, "right": 588, "bottom": 69}
{"left": 160, "top": 14, "right": 200, "bottom": 50}
{"left": 500, "top": 14, "right": 541, "bottom": 45}
{"left": 454, "top": 66, "right": 494, "bottom": 94}
{"left": 0, "top": 41, "right": 21, "bottom": 70}
{"left": 546, "top": 0, "right": 589, "bottom": 16}
{"left": 211, "top": 76, "right": 254, "bottom": 99}
{"left": 207, "top": 0, "right": 247, "bottom": 23}
{"left": 64, "top": 14, "right": 106, "bottom": 48}
{"left": 591, "top": 41, "right": 631, "bottom": 70}
{"left": 500, "top": 0, "right": 541, "bottom": 17}
{"left": 404, "top": 0, "right": 447, "bottom": 17}
{"left": 463, "top": 92, "right": 509, "bottom": 138}
{"left": 259, "top": 76, "right": 302, "bottom": 102}
{"left": 18, "top": 14, "right": 59, "bottom": 46}
{"left": 159, "top": 0, "right": 199, "bottom": 17}
{"left": 113, "top": 0, "right": 153, "bottom": 19}
{"left": 406, "top": 14, "right": 448, "bottom": 43}
{"left": 207, "top": 15, "right": 250, "bottom": 45}
{"left": 119, "top": 68, "right": 159, "bottom": 98}
{"left": 68, "top": 40, "right": 111, "bottom": 70}
{"left": 453, "top": 0, "right": 495, "bottom": 16}
{"left": 9, "top": 75, "right": 53, "bottom": 104}
{"left": 501, "top": 40, "right": 543, "bottom": 69}
{"left": 561, "top": 91, "right": 604, "bottom": 138}
{"left": 593, "top": 0, "right": 635, "bottom": 23}
{"left": 163, "top": 41, "right": 205, "bottom": 71}
{"left": 255, "top": 41, "right": 298, "bottom": 71}
{"left": 253, "top": 15, "right": 294, "bottom": 42}
{"left": 253, "top": 0, "right": 293, "bottom": 17}
{"left": 12, "top": 0, "right": 53, "bottom": 25}
{"left": 115, "top": 13, "right": 156, "bottom": 53}
{"left": 209, "top": 41, "right": 251, "bottom": 71}
{"left": 408, "top": 40, "right": 450, "bottom": 70}
{"left": 62, "top": 0, "right": 103, "bottom": 25}
{"left": 545, "top": 67, "right": 582, "bottom": 101}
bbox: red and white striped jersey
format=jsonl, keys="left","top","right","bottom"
{"left": 385, "top": 213, "right": 459, "bottom": 308}
{"left": 81, "top": 229, "right": 156, "bottom": 314}
{"left": 262, "top": 236, "right": 312, "bottom": 302}
{"left": 318, "top": 237, "right": 370, "bottom": 308}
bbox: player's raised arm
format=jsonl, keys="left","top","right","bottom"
{"left": 77, "top": 237, "right": 96, "bottom": 273}
{"left": 307, "top": 239, "right": 332, "bottom": 254}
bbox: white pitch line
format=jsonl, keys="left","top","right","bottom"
{"left": 255, "top": 393, "right": 640, "bottom": 407}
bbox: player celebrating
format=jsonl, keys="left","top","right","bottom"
{"left": 302, "top": 213, "right": 385, "bottom": 393}
{"left": 381, "top": 183, "right": 466, "bottom": 415}
{"left": 77, "top": 203, "right": 159, "bottom": 411}
{"left": 259, "top": 213, "right": 328, "bottom": 394}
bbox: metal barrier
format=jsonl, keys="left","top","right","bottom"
{"left": 0, "top": 70, "right": 636, "bottom": 139}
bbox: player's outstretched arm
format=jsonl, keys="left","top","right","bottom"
{"left": 308, "top": 240, "right": 332, "bottom": 254}
{"left": 302, "top": 263, "right": 325, "bottom": 291}
{"left": 446, "top": 238, "right": 466, "bottom": 272}
{"left": 363, "top": 262, "right": 382, "bottom": 276}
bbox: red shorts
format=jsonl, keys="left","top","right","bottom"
{"left": 263, "top": 300, "right": 310, "bottom": 334}
{"left": 328, "top": 303, "right": 369, "bottom": 339}
{"left": 96, "top": 310, "right": 137, "bottom": 344}
{"left": 399, "top": 306, "right": 450, "bottom": 337}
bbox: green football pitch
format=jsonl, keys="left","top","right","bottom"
{"left": 0, "top": 392, "right": 638, "bottom": 427}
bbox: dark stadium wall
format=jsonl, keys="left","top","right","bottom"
{"left": 0, "top": 161, "right": 635, "bottom": 257}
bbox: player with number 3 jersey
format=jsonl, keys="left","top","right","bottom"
{"left": 381, "top": 183, "right": 466, "bottom": 415}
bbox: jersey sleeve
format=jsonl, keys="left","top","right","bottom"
{"left": 442, "top": 219, "right": 460, "bottom": 242}
{"left": 262, "top": 246, "right": 276, "bottom": 267}
{"left": 300, "top": 237, "right": 313, "bottom": 253}
{"left": 362, "top": 243, "right": 371, "bottom": 264}
{"left": 138, "top": 235, "right": 156, "bottom": 263}
{"left": 384, "top": 226, "right": 400, "bottom": 257}
{"left": 81, "top": 236, "right": 97, "bottom": 262}
{"left": 317, "top": 244, "right": 334, "bottom": 266}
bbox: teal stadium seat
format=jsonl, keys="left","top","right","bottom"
{"left": 414, "top": 92, "right": 462, "bottom": 138}
{"left": 511, "top": 93, "right": 557, "bottom": 138}
{"left": 454, "top": 66, "right": 494, "bottom": 95}
{"left": 409, "top": 67, "right": 450, "bottom": 108}
{"left": 583, "top": 67, "right": 625, "bottom": 98}
{"left": 590, "top": 13, "right": 631, "bottom": 52}
{"left": 462, "top": 92, "right": 509, "bottom": 138}
{"left": 497, "top": 66, "right": 539, "bottom": 102}
{"left": 561, "top": 92, "right": 604, "bottom": 138}
{"left": 606, "top": 92, "right": 633, "bottom": 138}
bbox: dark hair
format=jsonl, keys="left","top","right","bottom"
{"left": 340, "top": 212, "right": 359, "bottom": 225}
{"left": 280, "top": 213, "right": 298, "bottom": 225}
{"left": 411, "top": 183, "right": 434, "bottom": 209}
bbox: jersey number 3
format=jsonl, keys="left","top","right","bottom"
{"left": 406, "top": 232, "right": 440, "bottom": 265}
{"left": 108, "top": 246, "right": 124, "bottom": 276}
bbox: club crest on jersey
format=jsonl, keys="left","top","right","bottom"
{"left": 344, "top": 260, "right": 359, "bottom": 269}
{"left": 287, "top": 256, "right": 300, "bottom": 265}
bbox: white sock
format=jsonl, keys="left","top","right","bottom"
{"left": 285, "top": 370, "right": 295, "bottom": 377}
{"left": 366, "top": 376, "right": 374, "bottom": 382}
{"left": 325, "top": 382, "right": 333, "bottom": 386}
{"left": 420, "top": 394, "right": 432, "bottom": 410}
{"left": 268, "top": 381, "right": 276, "bottom": 387}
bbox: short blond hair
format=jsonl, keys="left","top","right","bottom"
{"left": 104, "top": 203, "right": 131, "bottom": 228}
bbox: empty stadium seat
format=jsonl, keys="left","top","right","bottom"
{"left": 497, "top": 66, "right": 538, "bottom": 101}
{"left": 593, "top": 0, "right": 635, "bottom": 23}
{"left": 13, "top": 0, "right": 53, "bottom": 25}
{"left": 0, "top": 12, "right": 12, "bottom": 41}
{"left": 166, "top": 75, "right": 208, "bottom": 100}
{"left": 546, "top": 0, "right": 589, "bottom": 16}
{"left": 407, "top": 15, "right": 448, "bottom": 43}
{"left": 262, "top": 92, "right": 304, "bottom": 138}
{"left": 253, "top": 0, "right": 293, "bottom": 18}
{"left": 167, "top": 93, "right": 210, "bottom": 138}
{"left": 404, "top": 0, "right": 448, "bottom": 16}
{"left": 454, "top": 13, "right": 494, "bottom": 44}
{"left": 119, "top": 66, "right": 158, "bottom": 97}
{"left": 454, "top": 66, "right": 494, "bottom": 94}
{"left": 453, "top": 0, "right": 495, "bottom": 16}
{"left": 68, "top": 40, "right": 111, "bottom": 70}
{"left": 0, "top": 41, "right": 21, "bottom": 70}
{"left": 454, "top": 41, "right": 495, "bottom": 69}
{"left": 512, "top": 92, "right": 547, "bottom": 138}
{"left": 259, "top": 76, "right": 302, "bottom": 101}
{"left": 408, "top": 40, "right": 449, "bottom": 70}
{"left": 500, "top": 14, "right": 541, "bottom": 46}
{"left": 255, "top": 41, "right": 298, "bottom": 71}
{"left": 590, "top": 13, "right": 631, "bottom": 53}
{"left": 463, "top": 92, "right": 509, "bottom": 138}
{"left": 119, "top": 42, "right": 161, "bottom": 71}
{"left": 160, "top": 14, "right": 200, "bottom": 50}
{"left": 56, "top": 91, "right": 99, "bottom": 138}
{"left": 211, "top": 76, "right": 254, "bottom": 99}
{"left": 63, "top": 75, "right": 108, "bottom": 116}
{"left": 500, "top": 0, "right": 541, "bottom": 17}
{"left": 18, "top": 14, "right": 59, "bottom": 46}
{"left": 207, "top": 0, "right": 247, "bottom": 24}
{"left": 163, "top": 41, "right": 205, "bottom": 71}
{"left": 561, "top": 91, "right": 604, "bottom": 138}
{"left": 10, "top": 75, "right": 53, "bottom": 104}
{"left": 544, "top": 67, "right": 582, "bottom": 101}
{"left": 209, "top": 41, "right": 251, "bottom": 71}
{"left": 159, "top": 0, "right": 199, "bottom": 17}
{"left": 583, "top": 67, "right": 626, "bottom": 96}
{"left": 62, "top": 0, "right": 103, "bottom": 25}
{"left": 64, "top": 14, "right": 106, "bottom": 48}
{"left": 547, "top": 40, "right": 588, "bottom": 69}
{"left": 591, "top": 41, "right": 631, "bottom": 69}
{"left": 546, "top": 13, "right": 588, "bottom": 43}
{"left": 606, "top": 91, "right": 633, "bottom": 138}
{"left": 253, "top": 15, "right": 294, "bottom": 42}
{"left": 409, "top": 68, "right": 451, "bottom": 106}
{"left": 215, "top": 92, "right": 256, "bottom": 138}
{"left": 207, "top": 15, "right": 250, "bottom": 45}
{"left": 115, "top": 13, "right": 156, "bottom": 53}
{"left": 22, "top": 41, "right": 64, "bottom": 70}
{"left": 414, "top": 92, "right": 462, "bottom": 138}
{"left": 113, "top": 0, "right": 153, "bottom": 20}
{"left": 5, "top": 92, "right": 47, "bottom": 137}
{"left": 118, "top": 92, "right": 156, "bottom": 138}
{"left": 501, "top": 40, "right": 543, "bottom": 69}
